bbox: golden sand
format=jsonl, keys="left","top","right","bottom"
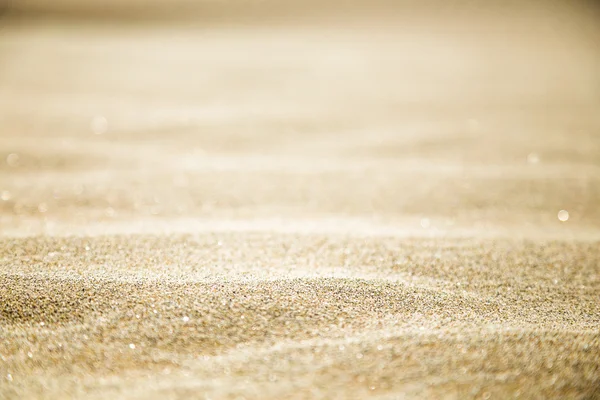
{"left": 1, "top": 2, "right": 599, "bottom": 398}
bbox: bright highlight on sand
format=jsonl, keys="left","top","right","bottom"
{"left": 527, "top": 152, "right": 540, "bottom": 164}
{"left": 91, "top": 115, "right": 108, "bottom": 135}
{"left": 558, "top": 210, "right": 569, "bottom": 222}
{"left": 6, "top": 153, "right": 19, "bottom": 167}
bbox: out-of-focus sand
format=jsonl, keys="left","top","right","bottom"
{"left": 1, "top": 2, "right": 599, "bottom": 399}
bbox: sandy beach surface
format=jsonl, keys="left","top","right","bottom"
{"left": 1, "top": 2, "right": 600, "bottom": 399}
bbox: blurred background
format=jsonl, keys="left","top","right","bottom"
{"left": 0, "top": 0, "right": 599, "bottom": 236}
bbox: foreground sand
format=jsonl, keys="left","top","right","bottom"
{"left": 2, "top": 234, "right": 600, "bottom": 399}
{"left": 1, "top": 4, "right": 600, "bottom": 399}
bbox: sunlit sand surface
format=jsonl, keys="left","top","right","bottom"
{"left": 1, "top": 2, "right": 599, "bottom": 398}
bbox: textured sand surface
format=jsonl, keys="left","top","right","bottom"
{"left": 1, "top": 2, "right": 600, "bottom": 399}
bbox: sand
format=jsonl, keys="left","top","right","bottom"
{"left": 1, "top": 2, "right": 600, "bottom": 399}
